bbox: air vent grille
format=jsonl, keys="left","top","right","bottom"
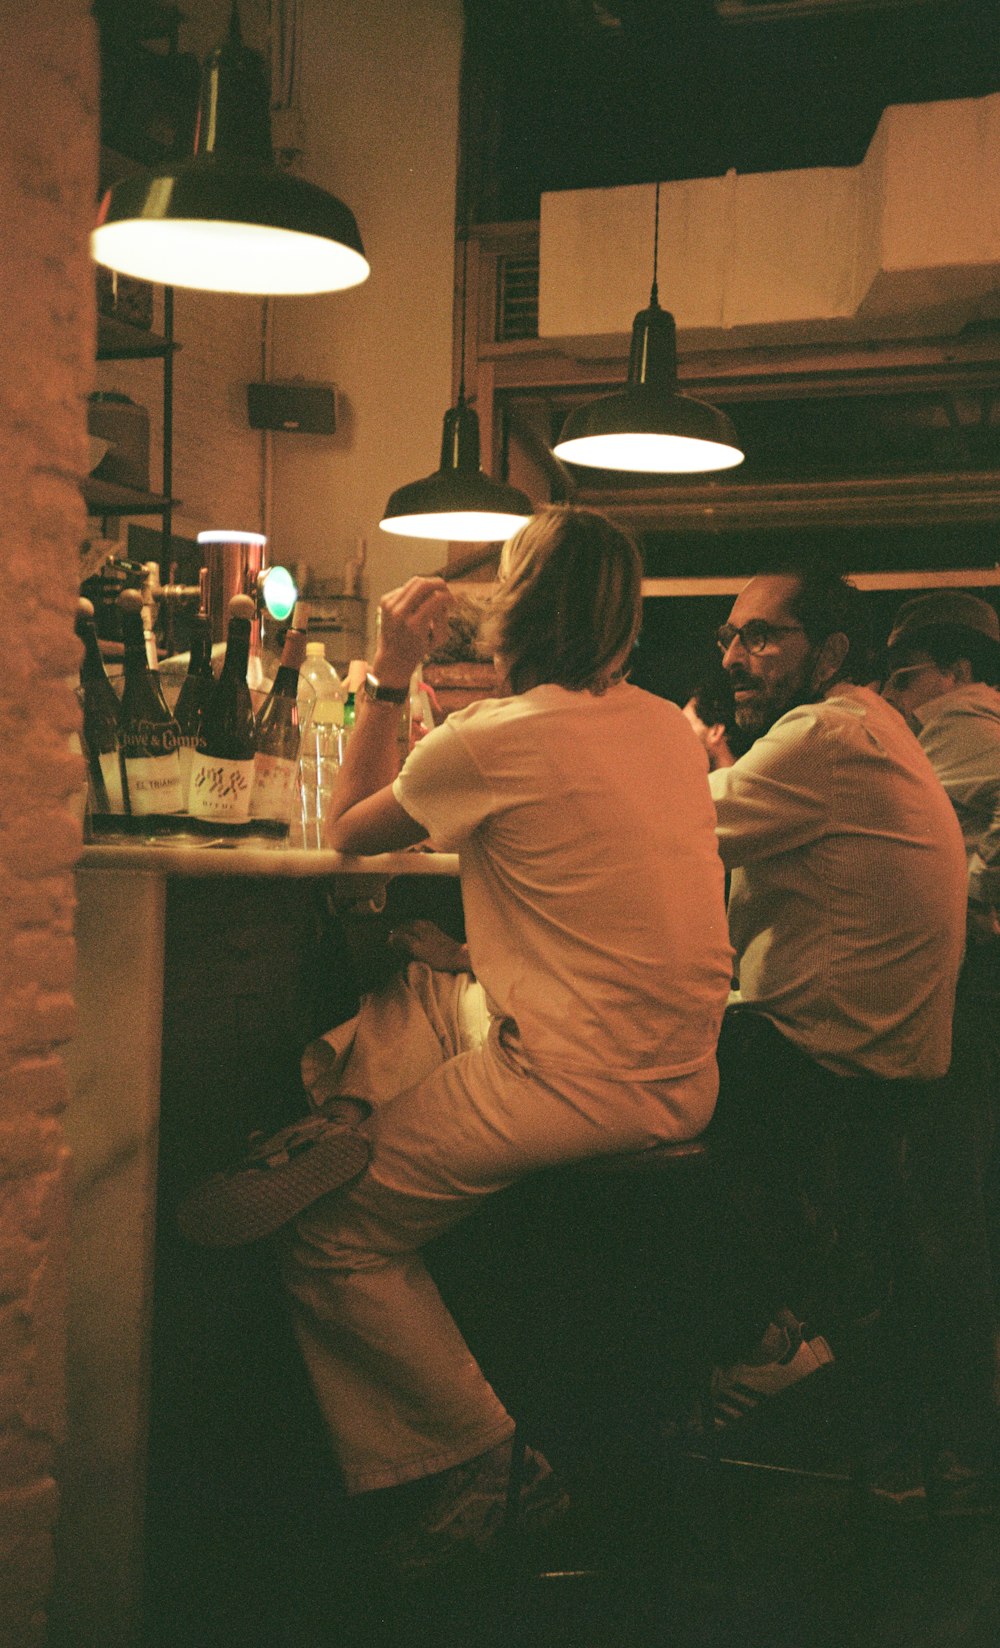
{"left": 495, "top": 253, "right": 539, "bottom": 342}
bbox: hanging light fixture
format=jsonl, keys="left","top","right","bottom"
{"left": 552, "top": 183, "right": 744, "bottom": 475}
{"left": 379, "top": 224, "right": 533, "bottom": 543}
{"left": 91, "top": 2, "right": 369, "bottom": 297}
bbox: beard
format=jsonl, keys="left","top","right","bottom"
{"left": 728, "top": 657, "right": 818, "bottom": 738}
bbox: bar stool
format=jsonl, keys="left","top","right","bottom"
{"left": 425, "top": 1105, "right": 954, "bottom": 1585}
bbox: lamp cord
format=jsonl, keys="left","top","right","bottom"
{"left": 457, "top": 226, "right": 469, "bottom": 406}
{"left": 650, "top": 179, "right": 660, "bottom": 308}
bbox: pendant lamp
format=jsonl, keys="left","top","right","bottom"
{"left": 553, "top": 184, "right": 743, "bottom": 475}
{"left": 91, "top": 2, "right": 369, "bottom": 297}
{"left": 379, "top": 227, "right": 533, "bottom": 543}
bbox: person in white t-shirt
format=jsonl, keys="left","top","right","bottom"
{"left": 282, "top": 506, "right": 733, "bottom": 1571}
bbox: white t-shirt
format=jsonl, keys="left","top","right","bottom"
{"left": 709, "top": 684, "right": 967, "bottom": 1080}
{"left": 393, "top": 681, "right": 733, "bottom": 1082}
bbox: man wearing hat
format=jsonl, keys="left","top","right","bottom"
{"left": 883, "top": 589, "right": 1000, "bottom": 933}
{"left": 882, "top": 588, "right": 1000, "bottom": 1501}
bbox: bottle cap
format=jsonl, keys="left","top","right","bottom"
{"left": 305, "top": 641, "right": 326, "bottom": 657}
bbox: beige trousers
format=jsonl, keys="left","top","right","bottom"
{"left": 283, "top": 963, "right": 717, "bottom": 1494}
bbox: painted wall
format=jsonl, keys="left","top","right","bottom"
{"left": 268, "top": 0, "right": 463, "bottom": 624}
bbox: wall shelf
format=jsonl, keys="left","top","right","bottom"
{"left": 96, "top": 314, "right": 176, "bottom": 361}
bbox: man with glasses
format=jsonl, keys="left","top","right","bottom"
{"left": 702, "top": 567, "right": 967, "bottom": 1428}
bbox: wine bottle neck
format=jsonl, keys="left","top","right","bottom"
{"left": 79, "top": 624, "right": 108, "bottom": 680}
{"left": 222, "top": 619, "right": 252, "bottom": 679}
{"left": 122, "top": 615, "right": 153, "bottom": 675}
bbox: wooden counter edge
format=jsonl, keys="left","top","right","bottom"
{"left": 76, "top": 842, "right": 460, "bottom": 878}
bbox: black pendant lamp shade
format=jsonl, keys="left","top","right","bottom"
{"left": 553, "top": 185, "right": 743, "bottom": 475}
{"left": 91, "top": 5, "right": 369, "bottom": 297}
{"left": 380, "top": 397, "right": 533, "bottom": 543}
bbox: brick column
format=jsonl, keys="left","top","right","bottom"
{"left": 0, "top": 4, "right": 98, "bottom": 1643}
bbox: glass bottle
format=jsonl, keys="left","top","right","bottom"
{"left": 188, "top": 594, "right": 258, "bottom": 833}
{"left": 342, "top": 659, "right": 368, "bottom": 738}
{"left": 173, "top": 614, "right": 215, "bottom": 810}
{"left": 75, "top": 596, "right": 125, "bottom": 824}
{"left": 251, "top": 627, "right": 307, "bottom": 838}
{"left": 297, "top": 641, "right": 343, "bottom": 734}
{"left": 297, "top": 641, "right": 345, "bottom": 848}
{"left": 117, "top": 588, "right": 185, "bottom": 827}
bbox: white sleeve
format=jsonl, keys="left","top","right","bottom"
{"left": 392, "top": 717, "right": 502, "bottom": 850}
{"left": 708, "top": 707, "right": 832, "bottom": 870}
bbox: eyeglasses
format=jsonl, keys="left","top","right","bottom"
{"left": 716, "top": 620, "right": 806, "bottom": 656}
{"left": 882, "top": 662, "right": 936, "bottom": 691}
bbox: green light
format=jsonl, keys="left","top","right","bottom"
{"left": 262, "top": 565, "right": 297, "bottom": 622}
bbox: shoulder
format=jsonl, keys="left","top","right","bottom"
{"left": 917, "top": 684, "right": 1000, "bottom": 735}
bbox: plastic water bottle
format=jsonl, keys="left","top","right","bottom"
{"left": 297, "top": 642, "right": 344, "bottom": 847}
{"left": 297, "top": 641, "right": 343, "bottom": 732}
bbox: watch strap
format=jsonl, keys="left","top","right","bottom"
{"left": 364, "top": 672, "right": 408, "bottom": 706}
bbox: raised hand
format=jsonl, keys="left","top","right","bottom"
{"left": 373, "top": 577, "right": 455, "bottom": 687}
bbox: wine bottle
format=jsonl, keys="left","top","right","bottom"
{"left": 75, "top": 597, "right": 125, "bottom": 823}
{"left": 251, "top": 627, "right": 307, "bottom": 838}
{"left": 173, "top": 615, "right": 215, "bottom": 808}
{"left": 117, "top": 588, "right": 185, "bottom": 825}
{"left": 188, "top": 594, "right": 257, "bottom": 832}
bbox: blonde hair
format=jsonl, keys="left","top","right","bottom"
{"left": 481, "top": 506, "right": 643, "bottom": 695}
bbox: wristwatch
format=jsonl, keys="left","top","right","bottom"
{"left": 364, "top": 671, "right": 408, "bottom": 705}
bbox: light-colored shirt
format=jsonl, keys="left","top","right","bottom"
{"left": 394, "top": 681, "right": 734, "bottom": 1084}
{"left": 709, "top": 684, "right": 967, "bottom": 1080}
{"left": 911, "top": 682, "right": 1000, "bottom": 908}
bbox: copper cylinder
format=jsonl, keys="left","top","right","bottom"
{"left": 196, "top": 531, "right": 268, "bottom": 647}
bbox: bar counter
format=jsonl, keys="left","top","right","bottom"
{"left": 76, "top": 838, "right": 461, "bottom": 877}
{"left": 57, "top": 841, "right": 461, "bottom": 1648}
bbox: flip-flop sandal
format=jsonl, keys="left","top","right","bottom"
{"left": 176, "top": 1114, "right": 372, "bottom": 1247}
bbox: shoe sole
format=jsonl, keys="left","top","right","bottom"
{"left": 177, "top": 1123, "right": 371, "bottom": 1246}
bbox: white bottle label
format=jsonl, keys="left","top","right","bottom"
{"left": 125, "top": 753, "right": 184, "bottom": 815}
{"left": 99, "top": 751, "right": 125, "bottom": 813}
{"left": 251, "top": 754, "right": 297, "bottom": 822}
{"left": 177, "top": 744, "right": 194, "bottom": 811}
{"left": 188, "top": 753, "right": 255, "bottom": 823}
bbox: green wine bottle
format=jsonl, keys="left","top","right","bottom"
{"left": 173, "top": 615, "right": 216, "bottom": 808}
{"left": 251, "top": 627, "right": 307, "bottom": 838}
{"left": 75, "top": 597, "right": 125, "bottom": 824}
{"left": 117, "top": 588, "right": 184, "bottom": 827}
{"left": 188, "top": 595, "right": 257, "bottom": 832}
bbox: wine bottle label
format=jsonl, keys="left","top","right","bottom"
{"left": 251, "top": 754, "right": 298, "bottom": 823}
{"left": 176, "top": 734, "right": 206, "bottom": 811}
{"left": 99, "top": 751, "right": 125, "bottom": 814}
{"left": 188, "top": 754, "right": 255, "bottom": 823}
{"left": 120, "top": 721, "right": 180, "bottom": 759}
{"left": 124, "top": 753, "right": 185, "bottom": 815}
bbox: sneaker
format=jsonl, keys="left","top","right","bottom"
{"left": 176, "top": 1115, "right": 371, "bottom": 1246}
{"left": 710, "top": 1308, "right": 835, "bottom": 1428}
{"left": 379, "top": 1441, "right": 570, "bottom": 1574}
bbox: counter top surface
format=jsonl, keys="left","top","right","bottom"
{"left": 76, "top": 841, "right": 460, "bottom": 878}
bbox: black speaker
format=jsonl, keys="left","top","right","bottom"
{"left": 247, "top": 381, "right": 337, "bottom": 435}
